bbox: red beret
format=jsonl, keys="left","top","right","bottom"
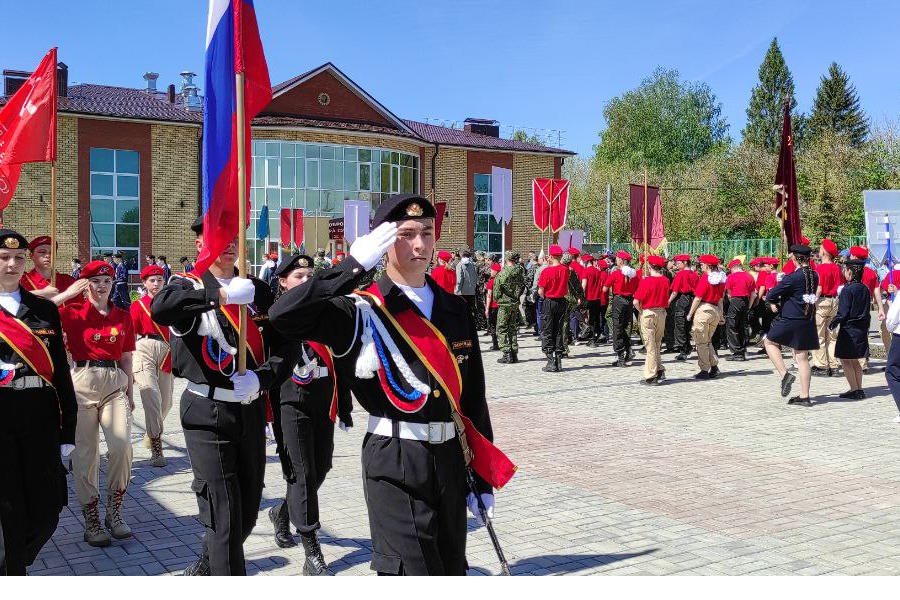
{"left": 850, "top": 245, "right": 868, "bottom": 259}
{"left": 699, "top": 254, "right": 720, "bottom": 266}
{"left": 581, "top": 253, "right": 593, "bottom": 262}
{"left": 616, "top": 250, "right": 632, "bottom": 261}
{"left": 336, "top": 252, "right": 345, "bottom": 257}
{"left": 140, "top": 265, "right": 165, "bottom": 280}
{"left": 673, "top": 254, "right": 690, "bottom": 262}
{"left": 490, "top": 263, "right": 501, "bottom": 272}
{"left": 765, "top": 257, "right": 780, "bottom": 265}
{"left": 749, "top": 257, "right": 761, "bottom": 267}
{"left": 568, "top": 247, "right": 581, "bottom": 256}
{"left": 28, "top": 235, "right": 53, "bottom": 252}
{"left": 801, "top": 236, "right": 810, "bottom": 245}
{"left": 437, "top": 251, "right": 452, "bottom": 262}
{"left": 548, "top": 245, "right": 563, "bottom": 257}
{"left": 80, "top": 260, "right": 115, "bottom": 279}
{"left": 727, "top": 259, "right": 742, "bottom": 270}
{"left": 596, "top": 259, "right": 609, "bottom": 269}
{"left": 648, "top": 255, "right": 666, "bottom": 268}
{"left": 820, "top": 239, "right": 838, "bottom": 257}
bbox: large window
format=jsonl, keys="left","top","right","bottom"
{"left": 89, "top": 148, "right": 140, "bottom": 272}
{"left": 474, "top": 173, "right": 502, "bottom": 253}
{"left": 248, "top": 141, "right": 419, "bottom": 268}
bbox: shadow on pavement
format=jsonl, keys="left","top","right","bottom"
{"left": 507, "top": 548, "right": 658, "bottom": 575}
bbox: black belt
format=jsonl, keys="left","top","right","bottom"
{"left": 74, "top": 359, "right": 117, "bottom": 368}
{"left": 138, "top": 334, "right": 166, "bottom": 342}
{"left": 616, "top": 295, "right": 633, "bottom": 300}
{"left": 821, "top": 295, "right": 836, "bottom": 298}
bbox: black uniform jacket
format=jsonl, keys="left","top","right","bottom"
{"left": 0, "top": 289, "right": 77, "bottom": 443}
{"left": 150, "top": 270, "right": 286, "bottom": 391}
{"left": 268, "top": 257, "right": 494, "bottom": 488}
{"left": 766, "top": 268, "right": 820, "bottom": 320}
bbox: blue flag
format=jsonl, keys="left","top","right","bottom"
{"left": 257, "top": 205, "right": 269, "bottom": 239}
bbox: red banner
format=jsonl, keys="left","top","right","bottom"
{"left": 532, "top": 178, "right": 569, "bottom": 233}
{"left": 629, "top": 183, "right": 666, "bottom": 251}
{"left": 775, "top": 101, "right": 802, "bottom": 247}
{"left": 434, "top": 201, "right": 447, "bottom": 241}
{"left": 292, "top": 208, "right": 304, "bottom": 248}
{"left": 0, "top": 309, "right": 55, "bottom": 386}
{"left": 280, "top": 208, "right": 291, "bottom": 248}
{"left": 0, "top": 48, "right": 58, "bottom": 210}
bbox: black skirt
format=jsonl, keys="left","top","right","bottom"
{"left": 766, "top": 316, "right": 820, "bottom": 351}
{"left": 834, "top": 323, "right": 870, "bottom": 359}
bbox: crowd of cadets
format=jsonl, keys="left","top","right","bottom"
{"left": 5, "top": 207, "right": 900, "bottom": 576}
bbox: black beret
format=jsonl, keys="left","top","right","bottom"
{"left": 372, "top": 193, "right": 436, "bottom": 228}
{"left": 789, "top": 244, "right": 812, "bottom": 256}
{"left": 179, "top": 256, "right": 189, "bottom": 262}
{"left": 847, "top": 258, "right": 867, "bottom": 267}
{"left": 191, "top": 215, "right": 204, "bottom": 234}
{"left": 102, "top": 252, "right": 113, "bottom": 257}
{"left": 0, "top": 229, "right": 28, "bottom": 251}
{"left": 274, "top": 254, "right": 314, "bottom": 278}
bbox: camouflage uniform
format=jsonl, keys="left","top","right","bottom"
{"left": 313, "top": 250, "right": 330, "bottom": 273}
{"left": 474, "top": 253, "right": 490, "bottom": 330}
{"left": 495, "top": 252, "right": 525, "bottom": 359}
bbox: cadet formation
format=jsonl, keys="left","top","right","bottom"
{"left": 2, "top": 199, "right": 900, "bottom": 576}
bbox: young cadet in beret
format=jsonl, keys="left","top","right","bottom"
{"left": 849, "top": 245, "right": 885, "bottom": 372}
{"left": 724, "top": 258, "right": 757, "bottom": 361}
{"left": 110, "top": 253, "right": 131, "bottom": 310}
{"left": 265, "top": 254, "right": 353, "bottom": 575}
{"left": 20, "top": 235, "right": 77, "bottom": 305}
{"left": 431, "top": 250, "right": 456, "bottom": 295}
{"left": 150, "top": 217, "right": 281, "bottom": 576}
{"left": 668, "top": 254, "right": 698, "bottom": 361}
{"left": 633, "top": 255, "right": 670, "bottom": 384}
{"left": 538, "top": 244, "right": 569, "bottom": 372}
{"left": 581, "top": 254, "right": 606, "bottom": 346}
{"left": 129, "top": 265, "right": 173, "bottom": 467}
{"left": 269, "top": 194, "right": 514, "bottom": 575}
{"left": 603, "top": 250, "right": 639, "bottom": 367}
{"left": 0, "top": 229, "right": 78, "bottom": 575}
{"left": 484, "top": 262, "right": 502, "bottom": 351}
{"left": 811, "top": 239, "right": 842, "bottom": 375}
{"left": 687, "top": 255, "right": 727, "bottom": 379}
{"left": 830, "top": 259, "right": 871, "bottom": 400}
{"left": 59, "top": 260, "right": 136, "bottom": 547}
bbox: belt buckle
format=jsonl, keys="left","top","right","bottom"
{"left": 427, "top": 422, "right": 443, "bottom": 444}
{"left": 9, "top": 377, "right": 24, "bottom": 390}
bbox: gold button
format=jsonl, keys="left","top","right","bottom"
{"left": 433, "top": 389, "right": 441, "bottom": 398}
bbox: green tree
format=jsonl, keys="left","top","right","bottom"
{"left": 511, "top": 129, "right": 545, "bottom": 145}
{"left": 808, "top": 62, "right": 869, "bottom": 147}
{"left": 742, "top": 37, "right": 802, "bottom": 151}
{"left": 594, "top": 67, "right": 729, "bottom": 173}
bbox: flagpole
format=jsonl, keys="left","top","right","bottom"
{"left": 643, "top": 169, "right": 649, "bottom": 273}
{"left": 235, "top": 71, "right": 248, "bottom": 375}
{"left": 49, "top": 161, "right": 57, "bottom": 286}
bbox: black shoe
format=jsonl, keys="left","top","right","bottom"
{"left": 542, "top": 358, "right": 556, "bottom": 372}
{"left": 300, "top": 532, "right": 334, "bottom": 576}
{"left": 555, "top": 355, "right": 562, "bottom": 372}
{"left": 269, "top": 504, "right": 297, "bottom": 549}
{"left": 509, "top": 352, "right": 518, "bottom": 364}
{"left": 709, "top": 365, "right": 720, "bottom": 378}
{"left": 182, "top": 556, "right": 211, "bottom": 576}
{"left": 726, "top": 353, "right": 746, "bottom": 362}
{"left": 838, "top": 389, "right": 857, "bottom": 399}
{"left": 787, "top": 396, "right": 813, "bottom": 407}
{"left": 780, "top": 372, "right": 796, "bottom": 398}
{"left": 625, "top": 350, "right": 636, "bottom": 362}
{"left": 598, "top": 337, "right": 609, "bottom": 344}
{"left": 611, "top": 358, "right": 627, "bottom": 367}
{"left": 855, "top": 389, "right": 867, "bottom": 399}
{"left": 662, "top": 347, "right": 677, "bottom": 354}
{"left": 694, "top": 371, "right": 710, "bottom": 380}
{"left": 675, "top": 353, "right": 687, "bottom": 362}
{"left": 640, "top": 377, "right": 659, "bottom": 385}
{"left": 491, "top": 343, "right": 499, "bottom": 351}
{"left": 497, "top": 353, "right": 511, "bottom": 364}
{"left": 810, "top": 366, "right": 830, "bottom": 377}
{"left": 656, "top": 370, "right": 666, "bottom": 381}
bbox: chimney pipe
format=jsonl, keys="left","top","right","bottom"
{"left": 179, "top": 70, "right": 196, "bottom": 92}
{"left": 167, "top": 84, "right": 176, "bottom": 104}
{"left": 57, "top": 62, "right": 68, "bottom": 97}
{"left": 143, "top": 71, "right": 159, "bottom": 93}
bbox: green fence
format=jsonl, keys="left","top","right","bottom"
{"left": 583, "top": 236, "right": 867, "bottom": 260}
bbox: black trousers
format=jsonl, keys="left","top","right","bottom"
{"left": 541, "top": 297, "right": 568, "bottom": 356}
{"left": 673, "top": 293, "right": 694, "bottom": 354}
{"left": 362, "top": 432, "right": 468, "bottom": 575}
{"left": 112, "top": 281, "right": 131, "bottom": 309}
{"left": 726, "top": 296, "right": 750, "bottom": 354}
{"left": 664, "top": 299, "right": 676, "bottom": 349}
{"left": 275, "top": 396, "right": 334, "bottom": 534}
{"left": 586, "top": 300, "right": 604, "bottom": 341}
{"left": 181, "top": 390, "right": 266, "bottom": 576}
{"left": 610, "top": 295, "right": 634, "bottom": 357}
{"left": 487, "top": 307, "right": 498, "bottom": 347}
{"left": 0, "top": 389, "right": 67, "bottom": 576}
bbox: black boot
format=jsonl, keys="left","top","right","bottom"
{"left": 509, "top": 351, "right": 518, "bottom": 364}
{"left": 300, "top": 531, "right": 334, "bottom": 576}
{"left": 555, "top": 354, "right": 562, "bottom": 372}
{"left": 497, "top": 352, "right": 511, "bottom": 364}
{"left": 542, "top": 355, "right": 556, "bottom": 372}
{"left": 182, "top": 555, "right": 211, "bottom": 576}
{"left": 269, "top": 503, "right": 296, "bottom": 548}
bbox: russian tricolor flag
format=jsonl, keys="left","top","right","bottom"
{"left": 196, "top": 0, "right": 272, "bottom": 274}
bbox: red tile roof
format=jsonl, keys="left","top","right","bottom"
{"left": 403, "top": 119, "right": 571, "bottom": 155}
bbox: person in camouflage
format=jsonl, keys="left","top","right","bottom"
{"left": 496, "top": 251, "right": 526, "bottom": 363}
{"left": 313, "top": 249, "right": 330, "bottom": 272}
{"left": 474, "top": 251, "right": 490, "bottom": 331}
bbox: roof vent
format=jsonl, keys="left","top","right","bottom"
{"left": 143, "top": 71, "right": 159, "bottom": 93}
{"left": 463, "top": 118, "right": 499, "bottom": 138}
{"left": 180, "top": 70, "right": 202, "bottom": 112}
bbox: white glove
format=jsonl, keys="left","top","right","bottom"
{"left": 350, "top": 222, "right": 398, "bottom": 271}
{"left": 60, "top": 444, "right": 75, "bottom": 458}
{"left": 222, "top": 277, "right": 255, "bottom": 305}
{"left": 466, "top": 492, "right": 495, "bottom": 525}
{"left": 230, "top": 370, "right": 260, "bottom": 402}
{"left": 338, "top": 421, "right": 350, "bottom": 432}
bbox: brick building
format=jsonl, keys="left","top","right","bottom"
{"left": 1, "top": 62, "right": 573, "bottom": 275}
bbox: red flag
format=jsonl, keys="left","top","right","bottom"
{"left": 533, "top": 178, "right": 568, "bottom": 233}
{"left": 549, "top": 179, "right": 569, "bottom": 233}
{"left": 434, "top": 201, "right": 447, "bottom": 241}
{"left": 532, "top": 179, "right": 552, "bottom": 231}
{"left": 774, "top": 100, "right": 802, "bottom": 247}
{"left": 629, "top": 184, "right": 666, "bottom": 251}
{"left": 292, "top": 208, "right": 304, "bottom": 248}
{"left": 279, "top": 208, "right": 292, "bottom": 248}
{"left": 0, "top": 48, "right": 58, "bottom": 209}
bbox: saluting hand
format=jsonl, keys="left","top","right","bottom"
{"left": 350, "top": 222, "right": 398, "bottom": 271}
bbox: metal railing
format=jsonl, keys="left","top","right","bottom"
{"left": 583, "top": 236, "right": 868, "bottom": 259}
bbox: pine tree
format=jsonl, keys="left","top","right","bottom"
{"left": 808, "top": 62, "right": 869, "bottom": 147}
{"left": 742, "top": 38, "right": 799, "bottom": 150}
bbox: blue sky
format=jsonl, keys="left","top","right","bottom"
{"left": 2, "top": 0, "right": 897, "bottom": 156}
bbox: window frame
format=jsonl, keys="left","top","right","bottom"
{"left": 89, "top": 148, "right": 141, "bottom": 273}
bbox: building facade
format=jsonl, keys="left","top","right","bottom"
{"left": 2, "top": 63, "right": 572, "bottom": 275}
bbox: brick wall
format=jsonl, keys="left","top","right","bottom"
{"left": 432, "top": 147, "right": 467, "bottom": 252}
{"left": 512, "top": 153, "right": 556, "bottom": 253}
{"left": 151, "top": 124, "right": 201, "bottom": 266}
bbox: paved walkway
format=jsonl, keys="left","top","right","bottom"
{"left": 28, "top": 328, "right": 900, "bottom": 575}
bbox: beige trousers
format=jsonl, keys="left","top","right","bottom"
{"left": 640, "top": 308, "right": 667, "bottom": 379}
{"left": 811, "top": 297, "right": 839, "bottom": 368}
{"left": 134, "top": 337, "right": 174, "bottom": 439}
{"left": 692, "top": 303, "right": 721, "bottom": 372}
{"left": 72, "top": 366, "right": 132, "bottom": 505}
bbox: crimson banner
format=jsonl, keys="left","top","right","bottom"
{"left": 292, "top": 208, "right": 304, "bottom": 248}
{"left": 280, "top": 208, "right": 291, "bottom": 248}
{"left": 775, "top": 101, "right": 802, "bottom": 247}
{"left": 532, "top": 178, "right": 568, "bottom": 233}
{"left": 629, "top": 184, "right": 665, "bottom": 251}
{"left": 434, "top": 201, "right": 447, "bottom": 240}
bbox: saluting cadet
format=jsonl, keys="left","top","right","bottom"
{"left": 269, "top": 194, "right": 515, "bottom": 575}
{"left": 668, "top": 256, "right": 699, "bottom": 361}
{"left": 150, "top": 217, "right": 280, "bottom": 576}
{"left": 686, "top": 255, "right": 726, "bottom": 380}
{"left": 538, "top": 244, "right": 569, "bottom": 372}
{"left": 724, "top": 258, "right": 756, "bottom": 361}
{"left": 20, "top": 235, "right": 76, "bottom": 304}
{"left": 604, "top": 251, "right": 639, "bottom": 367}
{"left": 495, "top": 251, "right": 525, "bottom": 364}
{"left": 59, "top": 260, "right": 136, "bottom": 547}
{"left": 265, "top": 254, "right": 353, "bottom": 576}
{"left": 764, "top": 244, "right": 820, "bottom": 405}
{"left": 0, "top": 229, "right": 77, "bottom": 575}
{"left": 431, "top": 251, "right": 457, "bottom": 295}
{"left": 129, "top": 265, "right": 173, "bottom": 467}
{"left": 633, "top": 255, "right": 670, "bottom": 385}
{"left": 810, "top": 239, "right": 842, "bottom": 375}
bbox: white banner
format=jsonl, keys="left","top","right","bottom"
{"left": 557, "top": 229, "right": 585, "bottom": 251}
{"left": 863, "top": 190, "right": 900, "bottom": 264}
{"left": 491, "top": 166, "right": 513, "bottom": 224}
{"left": 343, "top": 199, "right": 371, "bottom": 244}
